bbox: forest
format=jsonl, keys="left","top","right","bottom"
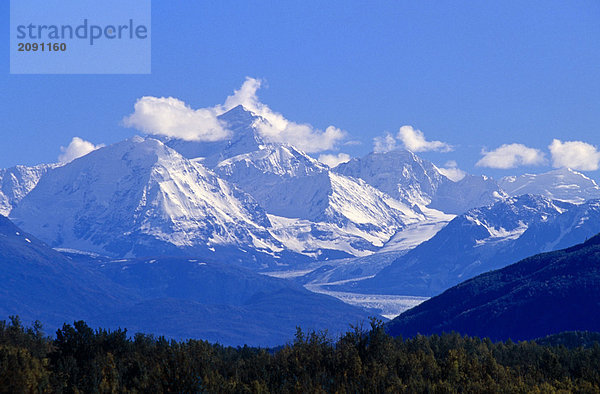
{"left": 1, "top": 316, "right": 599, "bottom": 393}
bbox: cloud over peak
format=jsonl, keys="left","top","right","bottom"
{"left": 397, "top": 125, "right": 452, "bottom": 153}
{"left": 123, "top": 77, "right": 346, "bottom": 153}
{"left": 476, "top": 143, "right": 545, "bottom": 169}
{"left": 222, "top": 77, "right": 264, "bottom": 113}
{"left": 221, "top": 77, "right": 346, "bottom": 153}
{"left": 58, "top": 137, "right": 104, "bottom": 163}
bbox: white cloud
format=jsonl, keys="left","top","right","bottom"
{"left": 123, "top": 96, "right": 230, "bottom": 142}
{"left": 397, "top": 125, "right": 452, "bottom": 152}
{"left": 438, "top": 160, "right": 466, "bottom": 181}
{"left": 220, "top": 77, "right": 346, "bottom": 153}
{"left": 476, "top": 143, "right": 545, "bottom": 169}
{"left": 123, "top": 77, "right": 346, "bottom": 153}
{"left": 318, "top": 153, "right": 351, "bottom": 168}
{"left": 222, "top": 77, "right": 263, "bottom": 111}
{"left": 549, "top": 139, "right": 600, "bottom": 171}
{"left": 372, "top": 126, "right": 452, "bottom": 153}
{"left": 58, "top": 137, "right": 104, "bottom": 163}
{"left": 373, "top": 133, "right": 397, "bottom": 153}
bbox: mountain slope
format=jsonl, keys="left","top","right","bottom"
{"left": 10, "top": 137, "right": 287, "bottom": 264}
{"left": 0, "top": 215, "right": 134, "bottom": 328}
{"left": 350, "top": 195, "right": 576, "bottom": 296}
{"left": 239, "top": 169, "right": 435, "bottom": 257}
{"left": 429, "top": 174, "right": 507, "bottom": 214}
{"left": 0, "top": 215, "right": 374, "bottom": 346}
{"left": 215, "top": 143, "right": 330, "bottom": 222}
{"left": 88, "top": 256, "right": 375, "bottom": 346}
{"left": 335, "top": 150, "right": 446, "bottom": 207}
{"left": 516, "top": 199, "right": 600, "bottom": 253}
{"left": 387, "top": 233, "right": 600, "bottom": 341}
{"left": 0, "top": 164, "right": 55, "bottom": 216}
{"left": 499, "top": 167, "right": 600, "bottom": 204}
{"left": 216, "top": 143, "right": 327, "bottom": 180}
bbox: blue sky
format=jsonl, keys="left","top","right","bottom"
{"left": 2, "top": 1, "right": 600, "bottom": 180}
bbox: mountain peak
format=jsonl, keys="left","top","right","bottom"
{"left": 218, "top": 105, "right": 257, "bottom": 128}
{"left": 161, "top": 105, "right": 263, "bottom": 166}
{"left": 225, "top": 104, "right": 250, "bottom": 114}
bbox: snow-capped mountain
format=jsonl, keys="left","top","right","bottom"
{"left": 335, "top": 150, "right": 506, "bottom": 214}
{"left": 499, "top": 167, "right": 600, "bottom": 204}
{"left": 217, "top": 143, "right": 327, "bottom": 178}
{"left": 349, "top": 194, "right": 578, "bottom": 296}
{"left": 7, "top": 109, "right": 449, "bottom": 263}
{"left": 10, "top": 137, "right": 287, "bottom": 263}
{"left": 161, "top": 106, "right": 449, "bottom": 257}
{"left": 0, "top": 164, "right": 56, "bottom": 215}
{"left": 216, "top": 144, "right": 439, "bottom": 257}
{"left": 8, "top": 105, "right": 568, "bottom": 270}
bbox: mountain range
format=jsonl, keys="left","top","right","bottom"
{"left": 7, "top": 107, "right": 598, "bottom": 266}
{"left": 1, "top": 107, "right": 447, "bottom": 262}
{"left": 335, "top": 150, "right": 507, "bottom": 214}
{"left": 2, "top": 104, "right": 600, "bottom": 345}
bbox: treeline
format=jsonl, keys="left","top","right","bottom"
{"left": 1, "top": 317, "right": 599, "bottom": 393}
